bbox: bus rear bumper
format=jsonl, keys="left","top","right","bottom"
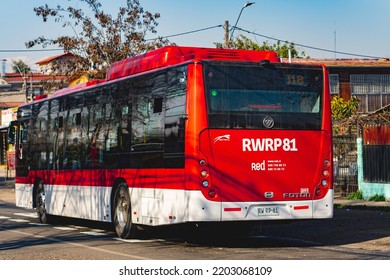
{"left": 221, "top": 190, "right": 334, "bottom": 221}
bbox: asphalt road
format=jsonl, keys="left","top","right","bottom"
{"left": 1, "top": 178, "right": 390, "bottom": 260}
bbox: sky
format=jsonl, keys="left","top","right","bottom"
{"left": 1, "top": 0, "right": 390, "bottom": 72}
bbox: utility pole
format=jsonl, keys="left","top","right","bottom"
{"left": 224, "top": 20, "right": 229, "bottom": 48}
{"left": 334, "top": 25, "right": 337, "bottom": 59}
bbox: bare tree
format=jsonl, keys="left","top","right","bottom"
{"left": 26, "top": 0, "right": 171, "bottom": 79}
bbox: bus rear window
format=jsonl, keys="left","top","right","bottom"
{"left": 204, "top": 62, "right": 323, "bottom": 130}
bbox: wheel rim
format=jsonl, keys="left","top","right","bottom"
{"left": 116, "top": 195, "right": 128, "bottom": 228}
{"left": 36, "top": 185, "right": 45, "bottom": 215}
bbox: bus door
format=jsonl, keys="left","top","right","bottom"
{"left": 131, "top": 67, "right": 187, "bottom": 225}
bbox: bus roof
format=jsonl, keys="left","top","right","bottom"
{"left": 106, "top": 46, "right": 280, "bottom": 81}
{"left": 49, "top": 79, "right": 105, "bottom": 98}
{"left": 22, "top": 46, "right": 280, "bottom": 106}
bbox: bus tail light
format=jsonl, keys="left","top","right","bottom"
{"left": 198, "top": 155, "right": 220, "bottom": 200}
{"left": 199, "top": 158, "right": 210, "bottom": 189}
{"left": 315, "top": 157, "right": 332, "bottom": 198}
{"left": 208, "top": 190, "right": 216, "bottom": 198}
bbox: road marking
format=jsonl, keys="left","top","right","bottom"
{"left": 114, "top": 238, "right": 165, "bottom": 243}
{"left": 81, "top": 231, "right": 108, "bottom": 236}
{"left": 29, "top": 223, "right": 49, "bottom": 226}
{"left": 3, "top": 228, "right": 152, "bottom": 260}
{"left": 14, "top": 212, "right": 38, "bottom": 218}
{"left": 0, "top": 216, "right": 11, "bottom": 219}
{"left": 8, "top": 218, "right": 29, "bottom": 223}
{"left": 72, "top": 226, "right": 90, "bottom": 230}
{"left": 53, "top": 226, "right": 78, "bottom": 231}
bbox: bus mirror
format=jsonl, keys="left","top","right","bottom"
{"left": 180, "top": 114, "right": 189, "bottom": 121}
{"left": 260, "top": 60, "right": 270, "bottom": 65}
{"left": 259, "top": 60, "right": 275, "bottom": 69}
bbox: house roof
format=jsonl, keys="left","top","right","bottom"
{"left": 36, "top": 53, "right": 74, "bottom": 65}
{"left": 282, "top": 57, "right": 390, "bottom": 67}
{"left": 2, "top": 73, "right": 67, "bottom": 83}
{"left": 0, "top": 102, "right": 24, "bottom": 108}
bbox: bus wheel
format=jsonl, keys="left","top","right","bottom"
{"left": 113, "top": 183, "right": 136, "bottom": 239}
{"left": 35, "top": 181, "right": 48, "bottom": 224}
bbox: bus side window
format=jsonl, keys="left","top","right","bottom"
{"left": 153, "top": 97, "right": 163, "bottom": 113}
{"left": 15, "top": 122, "right": 30, "bottom": 177}
{"left": 164, "top": 66, "right": 187, "bottom": 168}
{"left": 58, "top": 116, "right": 64, "bottom": 128}
{"left": 7, "top": 125, "right": 16, "bottom": 144}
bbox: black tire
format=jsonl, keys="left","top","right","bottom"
{"left": 113, "top": 183, "right": 136, "bottom": 239}
{"left": 35, "top": 181, "right": 48, "bottom": 224}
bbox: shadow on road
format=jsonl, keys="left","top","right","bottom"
{"left": 1, "top": 174, "right": 389, "bottom": 252}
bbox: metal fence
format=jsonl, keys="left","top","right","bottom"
{"left": 333, "top": 134, "right": 358, "bottom": 196}
{"left": 363, "top": 145, "right": 390, "bottom": 183}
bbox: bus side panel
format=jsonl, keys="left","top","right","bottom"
{"left": 130, "top": 187, "right": 188, "bottom": 226}
{"left": 15, "top": 183, "right": 33, "bottom": 209}
{"left": 186, "top": 191, "right": 222, "bottom": 222}
{"left": 313, "top": 189, "right": 334, "bottom": 219}
{"left": 43, "top": 184, "right": 112, "bottom": 222}
{"left": 183, "top": 62, "right": 223, "bottom": 222}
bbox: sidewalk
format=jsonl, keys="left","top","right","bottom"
{"left": 0, "top": 167, "right": 16, "bottom": 204}
{"left": 334, "top": 195, "right": 390, "bottom": 209}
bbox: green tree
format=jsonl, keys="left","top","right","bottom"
{"left": 26, "top": 0, "right": 171, "bottom": 79}
{"left": 331, "top": 95, "right": 360, "bottom": 121}
{"left": 12, "top": 59, "right": 31, "bottom": 74}
{"left": 215, "top": 34, "right": 309, "bottom": 58}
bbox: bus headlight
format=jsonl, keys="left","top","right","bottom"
{"left": 202, "top": 180, "right": 209, "bottom": 188}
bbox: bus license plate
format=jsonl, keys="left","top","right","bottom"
{"left": 257, "top": 206, "right": 279, "bottom": 216}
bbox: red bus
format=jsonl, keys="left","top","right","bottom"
{"left": 11, "top": 46, "right": 333, "bottom": 238}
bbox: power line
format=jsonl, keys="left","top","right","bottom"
{"left": 0, "top": 25, "right": 224, "bottom": 53}
{"left": 235, "top": 26, "right": 387, "bottom": 59}
{"left": 146, "top": 25, "right": 223, "bottom": 41}
{"left": 0, "top": 48, "right": 63, "bottom": 53}
{"left": 1, "top": 24, "right": 386, "bottom": 60}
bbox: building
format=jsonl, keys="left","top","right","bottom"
{"left": 285, "top": 57, "right": 390, "bottom": 114}
{"left": 36, "top": 53, "right": 75, "bottom": 74}
{"left": 36, "top": 52, "right": 92, "bottom": 86}
{"left": 0, "top": 58, "right": 68, "bottom": 166}
{"left": 0, "top": 78, "right": 11, "bottom": 92}
{"left": 282, "top": 58, "right": 390, "bottom": 199}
